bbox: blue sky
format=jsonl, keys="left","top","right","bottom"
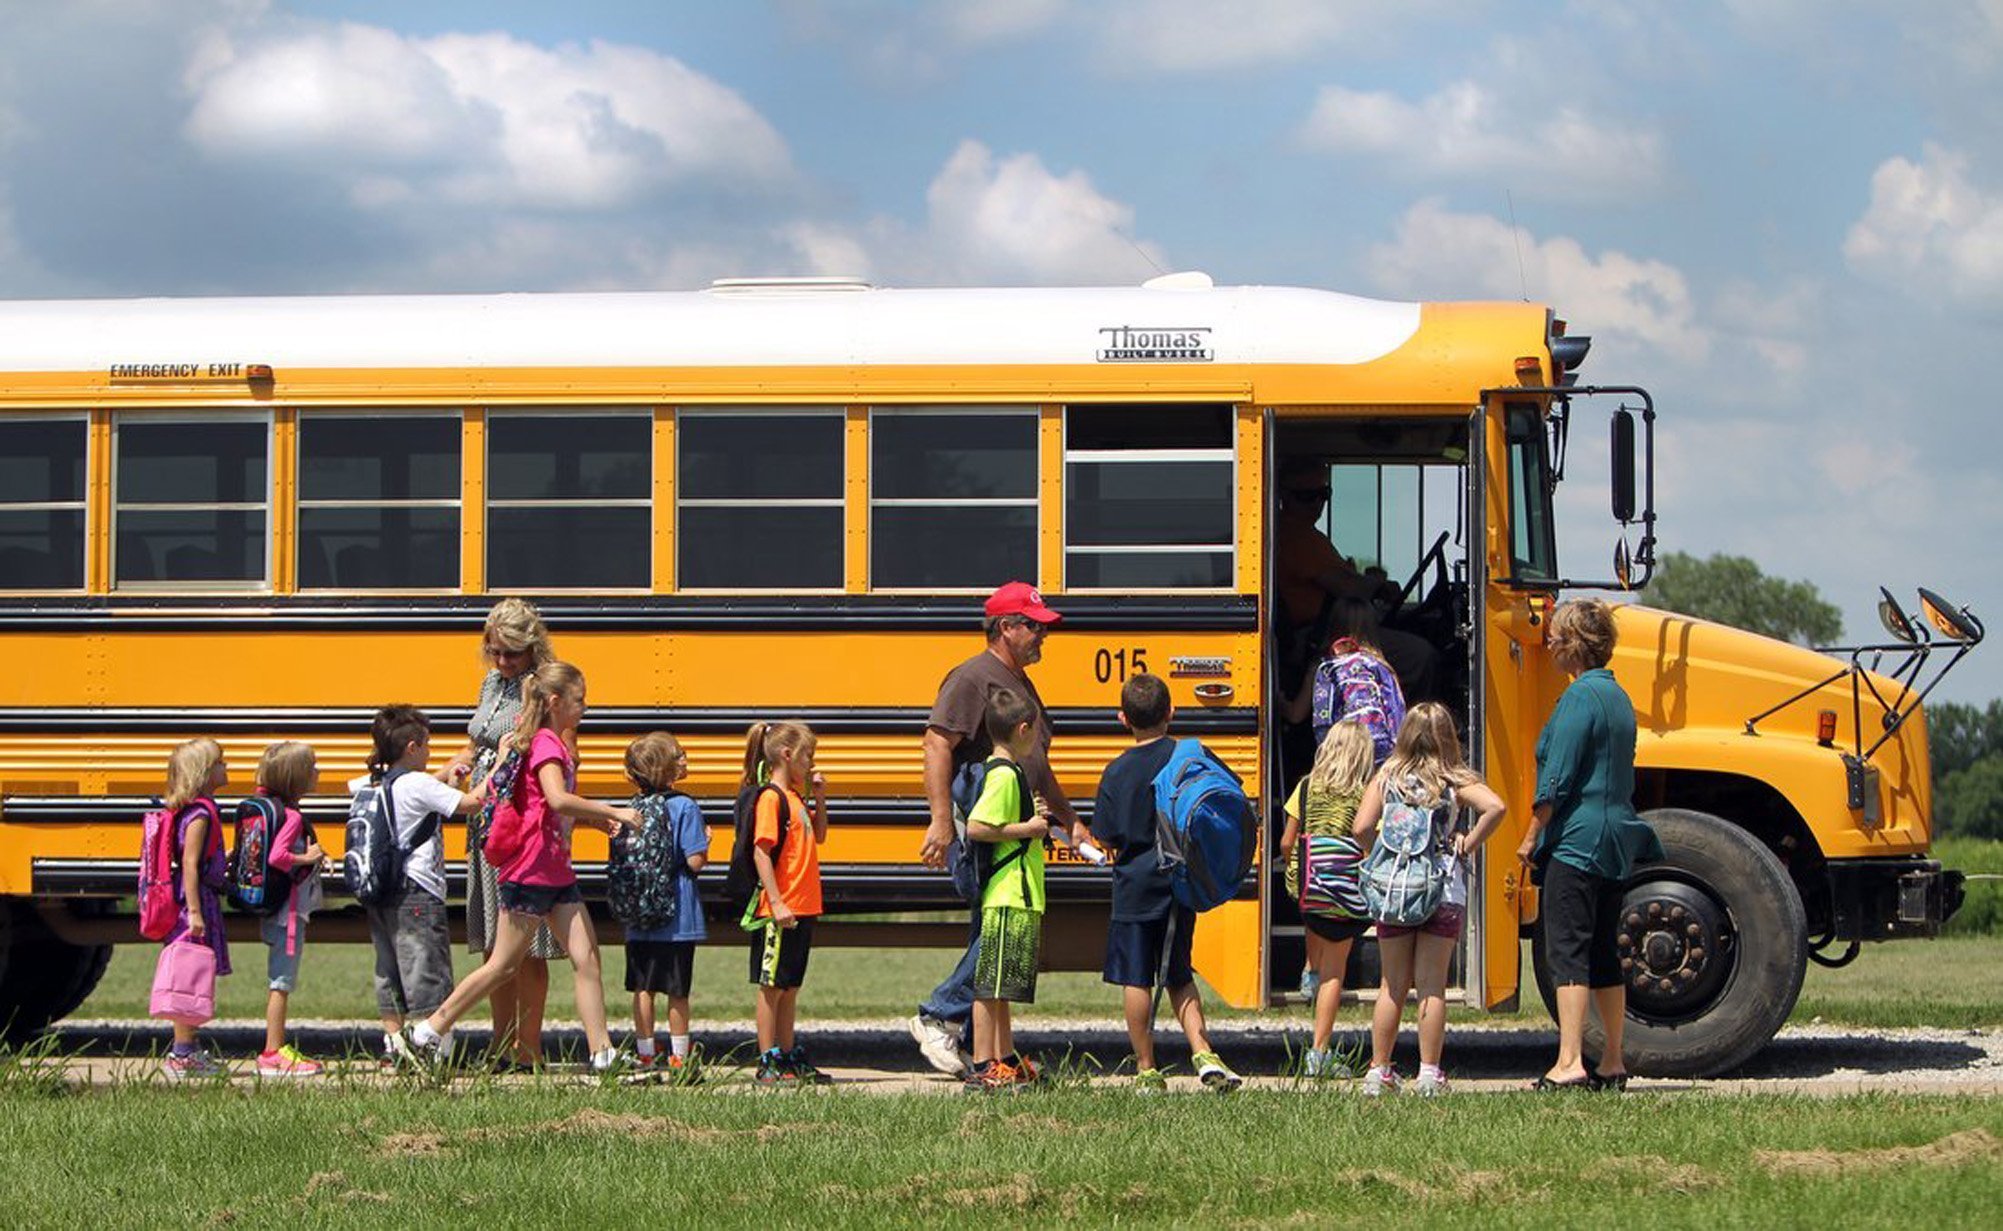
{"left": 3, "top": 1, "right": 2001, "bottom": 700}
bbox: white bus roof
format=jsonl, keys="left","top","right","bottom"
{"left": 0, "top": 281, "right": 1430, "bottom": 372}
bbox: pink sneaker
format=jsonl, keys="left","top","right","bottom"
{"left": 257, "top": 1045, "right": 324, "bottom": 1078}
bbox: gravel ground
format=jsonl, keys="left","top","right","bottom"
{"left": 38, "top": 1016, "right": 2003, "bottom": 1095}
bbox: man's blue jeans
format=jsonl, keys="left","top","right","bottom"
{"left": 917, "top": 908, "right": 981, "bottom": 1050}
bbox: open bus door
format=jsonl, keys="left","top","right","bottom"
{"left": 1264, "top": 408, "right": 1486, "bottom": 1007}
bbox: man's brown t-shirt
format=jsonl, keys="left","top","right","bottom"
{"left": 927, "top": 649, "right": 1058, "bottom": 799}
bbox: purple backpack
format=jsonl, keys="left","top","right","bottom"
{"left": 1310, "top": 645, "right": 1405, "bottom": 762}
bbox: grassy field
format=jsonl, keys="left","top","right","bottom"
{"left": 0, "top": 1080, "right": 1997, "bottom": 1228}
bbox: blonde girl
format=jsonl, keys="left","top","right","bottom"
{"left": 254, "top": 741, "right": 327, "bottom": 1078}
{"left": 159, "top": 737, "right": 230, "bottom": 1078}
{"left": 1354, "top": 702, "right": 1506, "bottom": 1096}
{"left": 741, "top": 721, "right": 831, "bottom": 1085}
{"left": 1277, "top": 719, "right": 1376, "bottom": 1078}
{"left": 412, "top": 662, "right": 637, "bottom": 1073}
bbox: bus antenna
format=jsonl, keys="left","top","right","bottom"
{"left": 1506, "top": 190, "right": 1530, "bottom": 302}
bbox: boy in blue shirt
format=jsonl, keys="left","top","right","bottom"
{"left": 621, "top": 732, "right": 710, "bottom": 1081}
{"left": 1091, "top": 673, "right": 1243, "bottom": 1092}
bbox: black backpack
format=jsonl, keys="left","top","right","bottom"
{"left": 951, "top": 757, "right": 1032, "bottom": 904}
{"left": 342, "top": 770, "right": 440, "bottom": 907}
{"left": 724, "top": 782, "right": 791, "bottom": 916}
{"left": 227, "top": 795, "right": 297, "bottom": 916}
{"left": 608, "top": 791, "right": 687, "bottom": 931}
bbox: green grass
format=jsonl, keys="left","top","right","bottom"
{"left": 1939, "top": 837, "right": 2003, "bottom": 937}
{"left": 0, "top": 1082, "right": 1998, "bottom": 1228}
{"left": 1795, "top": 935, "right": 2003, "bottom": 1029}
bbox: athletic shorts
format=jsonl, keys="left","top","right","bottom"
{"left": 626, "top": 940, "right": 696, "bottom": 997}
{"left": 975, "top": 905, "right": 1042, "bottom": 1003}
{"left": 1102, "top": 905, "right": 1195, "bottom": 990}
{"left": 1377, "top": 903, "right": 1466, "bottom": 942}
{"left": 498, "top": 880, "right": 582, "bottom": 917}
{"left": 1540, "top": 860, "right": 1626, "bottom": 989}
{"left": 260, "top": 912, "right": 305, "bottom": 993}
{"left": 1304, "top": 913, "right": 1371, "bottom": 944}
{"left": 750, "top": 917, "right": 815, "bottom": 989}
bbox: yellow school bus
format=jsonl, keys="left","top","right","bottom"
{"left": 0, "top": 274, "right": 1968, "bottom": 1074}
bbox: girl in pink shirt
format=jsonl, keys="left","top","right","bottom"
{"left": 254, "top": 741, "right": 327, "bottom": 1078}
{"left": 412, "top": 662, "right": 637, "bottom": 1072}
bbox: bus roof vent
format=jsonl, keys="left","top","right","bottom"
{"left": 707, "top": 276, "right": 875, "bottom": 295}
{"left": 1142, "top": 271, "right": 1214, "bottom": 291}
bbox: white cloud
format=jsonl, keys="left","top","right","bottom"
{"left": 1365, "top": 199, "right": 1709, "bottom": 362}
{"left": 1298, "top": 80, "right": 1665, "bottom": 198}
{"left": 1844, "top": 143, "right": 2003, "bottom": 307}
{"left": 183, "top": 22, "right": 793, "bottom": 211}
{"left": 1097, "top": 0, "right": 1386, "bottom": 71}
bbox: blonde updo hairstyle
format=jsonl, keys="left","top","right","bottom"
{"left": 1548, "top": 598, "right": 1619, "bottom": 673}
{"left": 482, "top": 598, "right": 554, "bottom": 669}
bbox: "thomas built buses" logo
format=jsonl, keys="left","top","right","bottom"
{"left": 1095, "top": 325, "right": 1213, "bottom": 362}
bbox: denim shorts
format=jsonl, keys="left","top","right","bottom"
{"left": 260, "top": 912, "right": 304, "bottom": 993}
{"left": 498, "top": 880, "right": 583, "bottom": 917}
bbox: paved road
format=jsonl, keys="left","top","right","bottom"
{"left": 42, "top": 1017, "right": 2003, "bottom": 1095}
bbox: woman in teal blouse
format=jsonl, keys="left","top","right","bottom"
{"left": 1517, "top": 598, "right": 1662, "bottom": 1090}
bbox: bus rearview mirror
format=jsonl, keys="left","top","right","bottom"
{"left": 1611, "top": 409, "right": 1637, "bottom": 523}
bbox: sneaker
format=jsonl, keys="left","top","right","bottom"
{"left": 257, "top": 1045, "right": 323, "bottom": 1079}
{"left": 1299, "top": 966, "right": 1321, "bottom": 1000}
{"left": 1361, "top": 1065, "right": 1401, "bottom": 1097}
{"left": 1133, "top": 1067, "right": 1168, "bottom": 1095}
{"left": 381, "top": 1030, "right": 411, "bottom": 1070}
{"left": 1005, "top": 1053, "right": 1041, "bottom": 1087}
{"left": 788, "top": 1045, "right": 834, "bottom": 1086}
{"left": 663, "top": 1053, "right": 705, "bottom": 1086}
{"left": 163, "top": 1049, "right": 226, "bottom": 1080}
{"left": 962, "top": 1059, "right": 993, "bottom": 1093}
{"left": 979, "top": 1058, "right": 1021, "bottom": 1094}
{"left": 589, "top": 1049, "right": 632, "bottom": 1076}
{"left": 1411, "top": 1068, "right": 1449, "bottom": 1097}
{"left": 755, "top": 1048, "right": 796, "bottom": 1087}
{"left": 1193, "top": 1050, "right": 1243, "bottom": 1093}
{"left": 909, "top": 1014, "right": 968, "bottom": 1076}
{"left": 1304, "top": 1049, "right": 1357, "bottom": 1080}
{"left": 398, "top": 1024, "right": 447, "bottom": 1071}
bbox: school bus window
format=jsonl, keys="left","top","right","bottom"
{"left": 1064, "top": 404, "right": 1234, "bottom": 589}
{"left": 297, "top": 413, "right": 461, "bottom": 590}
{"left": 0, "top": 417, "right": 87, "bottom": 591}
{"left": 870, "top": 409, "right": 1036, "bottom": 589}
{"left": 677, "top": 408, "right": 843, "bottom": 590}
{"left": 1506, "top": 406, "right": 1557, "bottom": 582}
{"left": 113, "top": 417, "right": 268, "bottom": 586}
{"left": 487, "top": 412, "right": 651, "bottom": 590}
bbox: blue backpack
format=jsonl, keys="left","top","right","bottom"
{"left": 1361, "top": 781, "right": 1450, "bottom": 926}
{"left": 1151, "top": 739, "right": 1256, "bottom": 913}
{"left": 607, "top": 791, "right": 685, "bottom": 931}
{"left": 342, "top": 771, "right": 439, "bottom": 907}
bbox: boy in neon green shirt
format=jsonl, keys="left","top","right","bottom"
{"left": 966, "top": 686, "right": 1052, "bottom": 1092}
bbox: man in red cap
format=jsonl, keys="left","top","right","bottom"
{"left": 909, "top": 581, "right": 1098, "bottom": 1080}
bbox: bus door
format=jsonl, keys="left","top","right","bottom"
{"left": 1266, "top": 412, "right": 1483, "bottom": 1004}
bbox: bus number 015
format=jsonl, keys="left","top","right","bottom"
{"left": 1093, "top": 647, "right": 1149, "bottom": 684}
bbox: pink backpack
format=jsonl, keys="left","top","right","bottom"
{"left": 138, "top": 800, "right": 217, "bottom": 940}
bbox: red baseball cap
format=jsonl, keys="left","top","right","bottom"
{"left": 984, "top": 581, "right": 1061, "bottom": 625}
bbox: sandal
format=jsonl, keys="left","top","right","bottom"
{"left": 1531, "top": 1074, "right": 1593, "bottom": 1092}
{"left": 1588, "top": 1072, "right": 1630, "bottom": 1092}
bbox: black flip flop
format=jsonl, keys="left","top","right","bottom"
{"left": 1531, "top": 1074, "right": 1593, "bottom": 1091}
{"left": 1588, "top": 1072, "right": 1630, "bottom": 1092}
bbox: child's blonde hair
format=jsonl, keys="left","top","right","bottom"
{"left": 164, "top": 737, "right": 224, "bottom": 810}
{"left": 1306, "top": 718, "right": 1375, "bottom": 799}
{"left": 257, "top": 741, "right": 317, "bottom": 804}
{"left": 1379, "top": 701, "right": 1477, "bottom": 807}
{"left": 625, "top": 731, "right": 686, "bottom": 794}
{"left": 740, "top": 721, "right": 816, "bottom": 789}
{"left": 510, "top": 661, "right": 587, "bottom": 755}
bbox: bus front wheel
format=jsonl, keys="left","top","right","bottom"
{"left": 1532, "top": 807, "right": 1808, "bottom": 1078}
{"left": 0, "top": 901, "right": 114, "bottom": 1043}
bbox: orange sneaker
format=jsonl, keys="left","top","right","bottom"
{"left": 979, "top": 1058, "right": 1020, "bottom": 1093}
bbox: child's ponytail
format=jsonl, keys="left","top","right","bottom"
{"left": 510, "top": 661, "right": 586, "bottom": 755}
{"left": 740, "top": 722, "right": 770, "bottom": 790}
{"left": 739, "top": 720, "right": 817, "bottom": 789}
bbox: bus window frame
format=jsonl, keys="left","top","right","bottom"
{"left": 485, "top": 405, "right": 655, "bottom": 594}
{"left": 1503, "top": 402, "right": 1559, "bottom": 587}
{"left": 110, "top": 408, "right": 274, "bottom": 594}
{"left": 866, "top": 405, "right": 1040, "bottom": 594}
{"left": 1061, "top": 404, "right": 1238, "bottom": 593}
{"left": 0, "top": 410, "right": 90, "bottom": 595}
{"left": 295, "top": 408, "right": 465, "bottom": 594}
{"left": 673, "top": 405, "right": 846, "bottom": 594}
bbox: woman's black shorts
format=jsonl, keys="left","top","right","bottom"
{"left": 1540, "top": 859, "right": 1626, "bottom": 989}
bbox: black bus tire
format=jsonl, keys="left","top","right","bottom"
{"left": 0, "top": 902, "right": 115, "bottom": 1043}
{"left": 1531, "top": 807, "right": 1807, "bottom": 1078}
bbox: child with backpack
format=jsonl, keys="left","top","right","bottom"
{"left": 1089, "top": 674, "right": 1243, "bottom": 1093}
{"left": 347, "top": 705, "right": 487, "bottom": 1069}
{"left": 614, "top": 731, "right": 709, "bottom": 1079}
{"left": 736, "top": 720, "right": 830, "bottom": 1085}
{"left": 1277, "top": 719, "right": 1375, "bottom": 1079}
{"left": 244, "top": 741, "right": 326, "bottom": 1078}
{"left": 409, "top": 663, "right": 638, "bottom": 1073}
{"left": 962, "top": 687, "right": 1055, "bottom": 1093}
{"left": 1287, "top": 597, "right": 1407, "bottom": 761}
{"left": 149, "top": 737, "right": 232, "bottom": 1079}
{"left": 1354, "top": 702, "right": 1506, "bottom": 1096}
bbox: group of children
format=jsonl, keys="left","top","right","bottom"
{"left": 148, "top": 656, "right": 1500, "bottom": 1093}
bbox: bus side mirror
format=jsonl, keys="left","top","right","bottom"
{"left": 1611, "top": 409, "right": 1637, "bottom": 523}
